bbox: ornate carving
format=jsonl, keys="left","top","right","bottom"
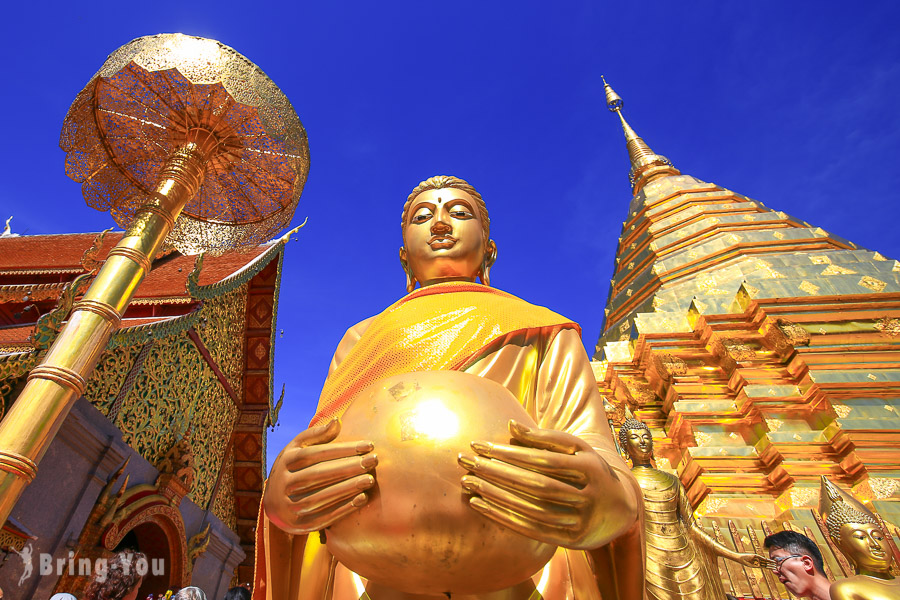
{"left": 198, "top": 288, "right": 248, "bottom": 394}
{"left": 113, "top": 329, "right": 238, "bottom": 508}
{"left": 266, "top": 384, "right": 285, "bottom": 429}
{"left": 157, "top": 433, "right": 196, "bottom": 495}
{"left": 0, "top": 282, "right": 67, "bottom": 304}
{"left": 31, "top": 273, "right": 93, "bottom": 350}
{"left": 211, "top": 449, "right": 236, "bottom": 531}
{"left": 622, "top": 377, "right": 656, "bottom": 406}
{"left": 654, "top": 352, "right": 687, "bottom": 379}
{"left": 85, "top": 343, "right": 142, "bottom": 415}
{"left": 80, "top": 228, "right": 114, "bottom": 274}
{"left": 874, "top": 316, "right": 900, "bottom": 337}
{"left": 186, "top": 523, "right": 212, "bottom": 580}
{"left": 721, "top": 338, "right": 755, "bottom": 361}
{"left": 776, "top": 318, "right": 810, "bottom": 346}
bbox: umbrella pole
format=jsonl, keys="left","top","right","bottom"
{"left": 0, "top": 141, "right": 209, "bottom": 527}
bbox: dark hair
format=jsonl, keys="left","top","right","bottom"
{"left": 764, "top": 530, "right": 826, "bottom": 576}
{"left": 83, "top": 550, "right": 146, "bottom": 600}
{"left": 223, "top": 587, "right": 251, "bottom": 600}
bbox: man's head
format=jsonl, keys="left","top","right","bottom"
{"left": 400, "top": 176, "right": 496, "bottom": 291}
{"left": 763, "top": 531, "right": 828, "bottom": 597}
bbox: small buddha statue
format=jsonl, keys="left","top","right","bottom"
{"left": 619, "top": 416, "right": 773, "bottom": 600}
{"left": 819, "top": 476, "right": 900, "bottom": 600}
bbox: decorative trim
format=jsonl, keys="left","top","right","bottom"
{"left": 73, "top": 299, "right": 122, "bottom": 327}
{"left": 187, "top": 238, "right": 287, "bottom": 300}
{"left": 28, "top": 364, "right": 87, "bottom": 396}
{"left": 0, "top": 450, "right": 37, "bottom": 483}
{"left": 131, "top": 296, "right": 195, "bottom": 306}
{"left": 0, "top": 282, "right": 68, "bottom": 303}
{"left": 107, "top": 307, "right": 204, "bottom": 350}
{"left": 139, "top": 199, "right": 177, "bottom": 230}
{"left": 0, "top": 268, "right": 84, "bottom": 276}
{"left": 108, "top": 246, "right": 152, "bottom": 275}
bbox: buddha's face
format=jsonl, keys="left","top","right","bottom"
{"left": 401, "top": 188, "right": 490, "bottom": 285}
{"left": 625, "top": 428, "right": 653, "bottom": 463}
{"left": 839, "top": 522, "right": 891, "bottom": 573}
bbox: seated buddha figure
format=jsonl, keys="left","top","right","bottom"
{"left": 618, "top": 417, "right": 772, "bottom": 600}
{"left": 254, "top": 176, "right": 645, "bottom": 600}
{"left": 819, "top": 476, "right": 900, "bottom": 600}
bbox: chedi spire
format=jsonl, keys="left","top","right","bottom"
{"left": 603, "top": 76, "right": 680, "bottom": 193}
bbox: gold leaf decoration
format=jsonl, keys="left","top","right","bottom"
{"left": 874, "top": 317, "right": 900, "bottom": 337}
{"left": 821, "top": 264, "right": 857, "bottom": 275}
{"left": 859, "top": 276, "right": 887, "bottom": 292}
{"left": 776, "top": 318, "right": 811, "bottom": 346}
{"left": 695, "top": 431, "right": 713, "bottom": 447}
{"left": 722, "top": 338, "right": 755, "bottom": 361}
{"left": 833, "top": 404, "right": 853, "bottom": 419}
{"left": 799, "top": 281, "right": 820, "bottom": 295}
{"left": 868, "top": 478, "right": 899, "bottom": 500}
{"left": 790, "top": 487, "right": 819, "bottom": 507}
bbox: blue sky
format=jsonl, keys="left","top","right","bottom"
{"left": 2, "top": 2, "right": 899, "bottom": 472}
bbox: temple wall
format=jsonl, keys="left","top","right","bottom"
{"left": 0, "top": 397, "right": 244, "bottom": 598}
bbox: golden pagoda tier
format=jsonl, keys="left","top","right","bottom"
{"left": 595, "top": 81, "right": 900, "bottom": 595}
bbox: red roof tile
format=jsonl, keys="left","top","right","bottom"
{"left": 0, "top": 233, "right": 271, "bottom": 299}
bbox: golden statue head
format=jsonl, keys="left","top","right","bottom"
{"left": 399, "top": 175, "right": 497, "bottom": 292}
{"left": 618, "top": 417, "right": 652, "bottom": 465}
{"left": 819, "top": 476, "right": 893, "bottom": 575}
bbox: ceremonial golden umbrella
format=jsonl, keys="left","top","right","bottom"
{"left": 0, "top": 33, "right": 308, "bottom": 525}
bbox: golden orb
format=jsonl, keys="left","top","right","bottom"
{"left": 327, "top": 370, "right": 556, "bottom": 595}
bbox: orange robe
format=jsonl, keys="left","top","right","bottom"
{"left": 254, "top": 282, "right": 645, "bottom": 600}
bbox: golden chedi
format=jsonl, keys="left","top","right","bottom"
{"left": 619, "top": 416, "right": 774, "bottom": 600}
{"left": 329, "top": 371, "right": 555, "bottom": 594}
{"left": 255, "top": 176, "right": 644, "bottom": 600}
{"left": 819, "top": 476, "right": 900, "bottom": 600}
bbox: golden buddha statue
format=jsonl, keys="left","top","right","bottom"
{"left": 819, "top": 476, "right": 900, "bottom": 600}
{"left": 254, "top": 176, "right": 645, "bottom": 600}
{"left": 618, "top": 417, "right": 773, "bottom": 600}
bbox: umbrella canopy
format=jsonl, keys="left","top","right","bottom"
{"left": 60, "top": 33, "right": 309, "bottom": 254}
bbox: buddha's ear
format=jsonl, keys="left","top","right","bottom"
{"left": 485, "top": 240, "right": 497, "bottom": 268}
{"left": 399, "top": 247, "right": 416, "bottom": 293}
{"left": 480, "top": 240, "right": 498, "bottom": 287}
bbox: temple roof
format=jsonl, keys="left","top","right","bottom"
{"left": 0, "top": 232, "right": 275, "bottom": 345}
{"left": 0, "top": 231, "right": 269, "bottom": 292}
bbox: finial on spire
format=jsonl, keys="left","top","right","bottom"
{"left": 602, "top": 78, "right": 679, "bottom": 193}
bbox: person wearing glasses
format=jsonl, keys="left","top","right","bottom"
{"left": 763, "top": 530, "right": 832, "bottom": 600}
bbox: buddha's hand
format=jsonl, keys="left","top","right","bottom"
{"left": 459, "top": 420, "right": 626, "bottom": 550}
{"left": 739, "top": 554, "right": 777, "bottom": 570}
{"left": 263, "top": 418, "right": 377, "bottom": 535}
